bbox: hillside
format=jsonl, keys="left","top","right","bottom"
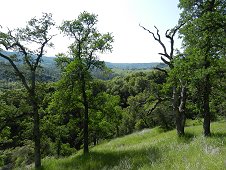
{"left": 0, "top": 51, "right": 166, "bottom": 70}
{"left": 105, "top": 62, "right": 166, "bottom": 70}
{"left": 41, "top": 121, "right": 226, "bottom": 170}
{"left": 0, "top": 52, "right": 167, "bottom": 82}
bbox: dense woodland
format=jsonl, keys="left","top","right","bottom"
{"left": 0, "top": 0, "right": 225, "bottom": 169}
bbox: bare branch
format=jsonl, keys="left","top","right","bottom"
{"left": 160, "top": 56, "right": 171, "bottom": 67}
{"left": 13, "top": 42, "right": 33, "bottom": 69}
{"left": 154, "top": 26, "right": 161, "bottom": 40}
{"left": 165, "top": 23, "right": 185, "bottom": 59}
{"left": 34, "top": 34, "right": 56, "bottom": 70}
{"left": 154, "top": 67, "right": 168, "bottom": 76}
{"left": 158, "top": 52, "right": 170, "bottom": 58}
{"left": 1, "top": 28, "right": 33, "bottom": 69}
{"left": 139, "top": 24, "right": 171, "bottom": 62}
{"left": 146, "top": 97, "right": 167, "bottom": 116}
{"left": 34, "top": 39, "right": 48, "bottom": 70}
{"left": 139, "top": 24, "right": 158, "bottom": 41}
{"left": 140, "top": 23, "right": 185, "bottom": 67}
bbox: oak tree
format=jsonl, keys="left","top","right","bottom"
{"left": 58, "top": 11, "right": 113, "bottom": 154}
{"left": 0, "top": 13, "right": 55, "bottom": 168}
{"left": 178, "top": 0, "right": 226, "bottom": 136}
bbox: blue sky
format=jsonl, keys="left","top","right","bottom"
{"left": 0, "top": 0, "right": 181, "bottom": 63}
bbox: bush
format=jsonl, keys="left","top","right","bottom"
{"left": 0, "top": 149, "right": 13, "bottom": 168}
{"left": 0, "top": 140, "right": 34, "bottom": 169}
{"left": 12, "top": 140, "right": 34, "bottom": 167}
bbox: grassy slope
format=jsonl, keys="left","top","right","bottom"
{"left": 42, "top": 121, "right": 226, "bottom": 170}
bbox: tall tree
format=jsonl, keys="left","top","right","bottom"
{"left": 178, "top": 0, "right": 226, "bottom": 136}
{"left": 0, "top": 13, "right": 55, "bottom": 168}
{"left": 58, "top": 11, "right": 113, "bottom": 154}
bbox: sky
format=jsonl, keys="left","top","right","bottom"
{"left": 0, "top": 0, "right": 181, "bottom": 63}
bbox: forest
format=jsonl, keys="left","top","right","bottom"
{"left": 0, "top": 0, "right": 225, "bottom": 169}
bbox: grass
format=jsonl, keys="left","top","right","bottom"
{"left": 41, "top": 120, "right": 226, "bottom": 170}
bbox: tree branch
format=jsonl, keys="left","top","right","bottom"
{"left": 160, "top": 56, "right": 171, "bottom": 67}
{"left": 140, "top": 23, "right": 185, "bottom": 66}
{"left": 1, "top": 29, "right": 33, "bottom": 70}
{"left": 147, "top": 98, "right": 164, "bottom": 116}
{"left": 0, "top": 52, "right": 30, "bottom": 91}
{"left": 166, "top": 23, "right": 185, "bottom": 59}
{"left": 154, "top": 67, "right": 168, "bottom": 76}
{"left": 139, "top": 24, "right": 171, "bottom": 62}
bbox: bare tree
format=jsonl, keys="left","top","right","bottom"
{"left": 140, "top": 23, "right": 187, "bottom": 136}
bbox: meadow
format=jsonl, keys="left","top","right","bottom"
{"left": 40, "top": 120, "right": 226, "bottom": 170}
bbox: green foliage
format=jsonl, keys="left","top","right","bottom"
{"left": 0, "top": 140, "right": 34, "bottom": 169}
{"left": 107, "top": 70, "right": 172, "bottom": 133}
{"left": 0, "top": 89, "right": 33, "bottom": 148}
{"left": 174, "top": 0, "right": 226, "bottom": 124}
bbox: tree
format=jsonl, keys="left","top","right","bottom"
{"left": 178, "top": 0, "right": 226, "bottom": 136}
{"left": 0, "top": 13, "right": 55, "bottom": 168}
{"left": 139, "top": 23, "right": 187, "bottom": 136}
{"left": 58, "top": 11, "right": 113, "bottom": 154}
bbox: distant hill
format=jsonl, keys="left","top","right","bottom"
{"left": 105, "top": 62, "right": 166, "bottom": 70}
{"left": 0, "top": 51, "right": 166, "bottom": 70}
{"left": 0, "top": 51, "right": 168, "bottom": 82}
{"left": 0, "top": 51, "right": 57, "bottom": 68}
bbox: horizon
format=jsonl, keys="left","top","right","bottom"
{"left": 0, "top": 51, "right": 165, "bottom": 64}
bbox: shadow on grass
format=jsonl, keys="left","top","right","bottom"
{"left": 177, "top": 132, "right": 196, "bottom": 144}
{"left": 210, "top": 132, "right": 226, "bottom": 138}
{"left": 52, "top": 147, "right": 161, "bottom": 170}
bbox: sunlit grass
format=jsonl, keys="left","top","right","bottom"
{"left": 41, "top": 120, "right": 226, "bottom": 170}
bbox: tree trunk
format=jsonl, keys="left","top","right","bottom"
{"left": 203, "top": 74, "right": 211, "bottom": 136}
{"left": 201, "top": 0, "right": 216, "bottom": 137}
{"left": 32, "top": 98, "right": 41, "bottom": 169}
{"left": 29, "top": 70, "right": 41, "bottom": 169}
{"left": 93, "top": 133, "right": 97, "bottom": 146}
{"left": 178, "top": 85, "right": 187, "bottom": 136}
{"left": 116, "top": 125, "right": 119, "bottom": 137}
{"left": 176, "top": 112, "right": 185, "bottom": 136}
{"left": 57, "top": 138, "right": 62, "bottom": 158}
{"left": 81, "top": 74, "right": 89, "bottom": 154}
{"left": 203, "top": 45, "right": 211, "bottom": 136}
{"left": 173, "top": 86, "right": 186, "bottom": 136}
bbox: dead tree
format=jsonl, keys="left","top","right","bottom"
{"left": 140, "top": 23, "right": 187, "bottom": 136}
